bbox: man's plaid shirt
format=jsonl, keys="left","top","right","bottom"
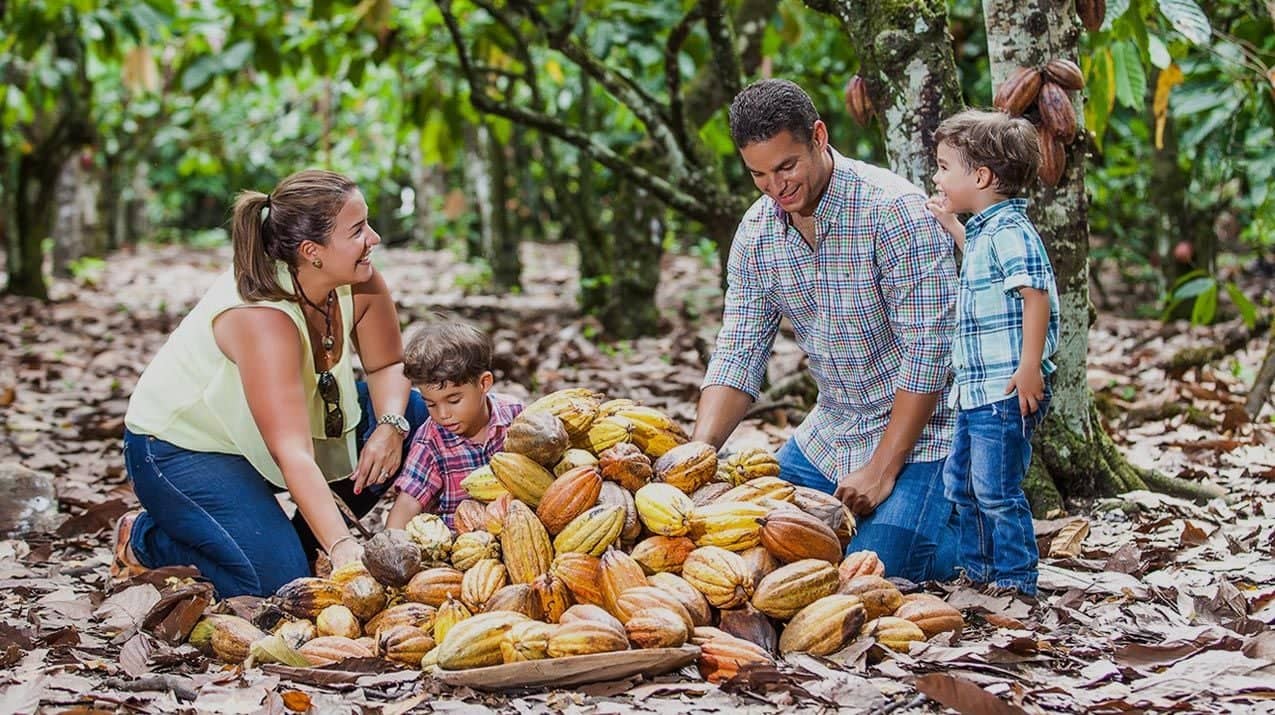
{"left": 704, "top": 149, "right": 956, "bottom": 480}
{"left": 950, "top": 198, "right": 1059, "bottom": 410}
{"left": 394, "top": 393, "right": 523, "bottom": 526}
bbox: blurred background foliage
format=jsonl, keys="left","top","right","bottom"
{"left": 1, "top": 0, "right": 1271, "bottom": 331}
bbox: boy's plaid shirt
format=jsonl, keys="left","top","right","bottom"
{"left": 950, "top": 198, "right": 1059, "bottom": 410}
{"left": 394, "top": 393, "right": 523, "bottom": 526}
{"left": 704, "top": 150, "right": 957, "bottom": 481}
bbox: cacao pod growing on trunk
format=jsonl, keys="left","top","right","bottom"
{"left": 1076, "top": 0, "right": 1106, "bottom": 32}
{"left": 992, "top": 66, "right": 1042, "bottom": 117}
{"left": 1038, "top": 81, "right": 1078, "bottom": 143}
{"left": 844, "top": 75, "right": 875, "bottom": 126}
{"left": 1043, "top": 58, "right": 1084, "bottom": 91}
{"left": 1037, "top": 124, "right": 1067, "bottom": 187}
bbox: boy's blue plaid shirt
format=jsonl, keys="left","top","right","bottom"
{"left": 949, "top": 198, "right": 1060, "bottom": 410}
{"left": 703, "top": 150, "right": 956, "bottom": 481}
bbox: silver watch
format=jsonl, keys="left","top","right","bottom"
{"left": 377, "top": 413, "right": 410, "bottom": 436}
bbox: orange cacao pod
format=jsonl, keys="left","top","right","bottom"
{"left": 531, "top": 572, "right": 573, "bottom": 623}
{"left": 652, "top": 441, "right": 718, "bottom": 494}
{"left": 483, "top": 583, "right": 543, "bottom": 620}
{"left": 625, "top": 607, "right": 689, "bottom": 649}
{"left": 297, "top": 635, "right": 373, "bottom": 665}
{"left": 598, "top": 442, "right": 653, "bottom": 492}
{"left": 551, "top": 552, "right": 605, "bottom": 606}
{"left": 894, "top": 598, "right": 964, "bottom": 637}
{"left": 696, "top": 632, "right": 774, "bottom": 683}
{"left": 758, "top": 510, "right": 843, "bottom": 564}
{"left": 613, "top": 586, "right": 695, "bottom": 631}
{"left": 630, "top": 535, "right": 696, "bottom": 575}
{"left": 500, "top": 500, "right": 553, "bottom": 584}
{"left": 839, "top": 550, "right": 886, "bottom": 581}
{"left": 992, "top": 66, "right": 1042, "bottom": 117}
{"left": 599, "top": 549, "right": 649, "bottom": 617}
{"left": 536, "top": 464, "right": 603, "bottom": 534}
{"left": 453, "top": 500, "right": 490, "bottom": 534}
{"left": 364, "top": 602, "right": 435, "bottom": 637}
{"left": 844, "top": 74, "right": 875, "bottom": 126}
{"left": 547, "top": 620, "right": 629, "bottom": 658}
{"left": 404, "top": 567, "right": 464, "bottom": 608}
{"left": 559, "top": 604, "right": 624, "bottom": 631}
{"left": 377, "top": 624, "right": 435, "bottom": 666}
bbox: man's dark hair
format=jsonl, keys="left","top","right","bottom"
{"left": 934, "top": 109, "right": 1041, "bottom": 197}
{"left": 403, "top": 319, "right": 493, "bottom": 387}
{"left": 728, "top": 79, "right": 821, "bottom": 148}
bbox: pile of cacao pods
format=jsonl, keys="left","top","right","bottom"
{"left": 189, "top": 389, "right": 966, "bottom": 683}
{"left": 993, "top": 58, "right": 1086, "bottom": 187}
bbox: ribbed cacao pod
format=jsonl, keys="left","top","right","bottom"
{"left": 207, "top": 614, "right": 267, "bottom": 664}
{"left": 503, "top": 409, "right": 570, "bottom": 466}
{"left": 536, "top": 465, "right": 603, "bottom": 534}
{"left": 1076, "top": 0, "right": 1106, "bottom": 32}
{"left": 596, "top": 398, "right": 637, "bottom": 418}
{"left": 682, "top": 546, "right": 754, "bottom": 609}
{"left": 554, "top": 448, "right": 599, "bottom": 477}
{"left": 719, "top": 448, "right": 783, "bottom": 486}
{"left": 551, "top": 552, "right": 605, "bottom": 606}
{"left": 758, "top": 510, "right": 843, "bottom": 564}
{"left": 839, "top": 550, "right": 886, "bottom": 581}
{"left": 377, "top": 624, "right": 435, "bottom": 666}
{"left": 778, "top": 594, "right": 867, "bottom": 655}
{"left": 524, "top": 388, "right": 602, "bottom": 440}
{"left": 500, "top": 620, "right": 555, "bottom": 663}
{"left": 696, "top": 632, "right": 774, "bottom": 683}
{"left": 1038, "top": 81, "right": 1077, "bottom": 143}
{"left": 716, "top": 476, "right": 795, "bottom": 505}
{"left": 634, "top": 483, "right": 694, "bottom": 536}
{"left": 500, "top": 500, "right": 553, "bottom": 584}
{"left": 316, "top": 604, "right": 361, "bottom": 640}
{"left": 692, "top": 482, "right": 733, "bottom": 506}
{"left": 865, "top": 616, "right": 926, "bottom": 652}
{"left": 613, "top": 586, "right": 695, "bottom": 631}
{"left": 614, "top": 405, "right": 689, "bottom": 458}
{"left": 751, "top": 559, "right": 841, "bottom": 620}
{"left": 328, "top": 561, "right": 370, "bottom": 585}
{"left": 483, "top": 583, "right": 543, "bottom": 620}
{"left": 365, "top": 602, "right": 435, "bottom": 637}
{"left": 579, "top": 415, "right": 636, "bottom": 453}
{"left": 844, "top": 75, "right": 875, "bottom": 126}
{"left": 297, "top": 635, "right": 373, "bottom": 665}
{"left": 600, "top": 548, "right": 649, "bottom": 617}
{"left": 992, "top": 66, "right": 1043, "bottom": 117}
{"left": 597, "top": 481, "right": 642, "bottom": 543}
{"left": 451, "top": 530, "right": 500, "bottom": 572}
{"left": 432, "top": 597, "right": 471, "bottom": 644}
{"left": 489, "top": 452, "right": 556, "bottom": 508}
{"left": 341, "top": 574, "right": 388, "bottom": 621}
{"left": 405, "top": 513, "right": 453, "bottom": 564}
{"left": 894, "top": 598, "right": 964, "bottom": 637}
{"left": 626, "top": 607, "right": 689, "bottom": 649}
{"left": 404, "top": 567, "right": 464, "bottom": 608}
{"left": 275, "top": 577, "right": 345, "bottom": 619}
{"left": 718, "top": 603, "right": 778, "bottom": 654}
{"left": 452, "top": 500, "right": 490, "bottom": 534}
{"left": 648, "top": 572, "right": 713, "bottom": 627}
{"left": 436, "top": 610, "right": 528, "bottom": 670}
{"left": 547, "top": 620, "right": 629, "bottom": 658}
{"left": 363, "top": 529, "right": 422, "bottom": 588}
{"left": 460, "top": 465, "right": 508, "bottom": 502}
{"left": 531, "top": 573, "right": 573, "bottom": 623}
{"left": 1037, "top": 123, "right": 1067, "bottom": 187}
{"left": 460, "top": 559, "right": 508, "bottom": 612}
{"left": 1043, "top": 58, "right": 1084, "bottom": 91}
{"left": 484, "top": 494, "right": 513, "bottom": 535}
{"left": 837, "top": 575, "right": 904, "bottom": 621}
{"left": 630, "top": 535, "right": 696, "bottom": 575}
{"left": 598, "top": 442, "right": 653, "bottom": 492}
{"left": 688, "top": 501, "right": 768, "bottom": 551}
{"left": 653, "top": 441, "right": 718, "bottom": 494}
{"left": 553, "top": 504, "right": 625, "bottom": 556}
{"left": 560, "top": 604, "right": 624, "bottom": 631}
{"left": 739, "top": 546, "right": 781, "bottom": 587}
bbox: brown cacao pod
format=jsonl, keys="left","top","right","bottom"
{"left": 315, "top": 604, "right": 361, "bottom": 639}
{"left": 682, "top": 546, "right": 754, "bottom": 609}
{"left": 362, "top": 529, "right": 422, "bottom": 588}
{"left": 718, "top": 603, "right": 778, "bottom": 654}
{"left": 560, "top": 604, "right": 624, "bottom": 632}
{"left": 839, "top": 550, "right": 886, "bottom": 581}
{"left": 597, "top": 481, "right": 642, "bottom": 543}
{"left": 531, "top": 572, "right": 573, "bottom": 623}
{"left": 1037, "top": 124, "right": 1067, "bottom": 187}
{"left": 377, "top": 624, "right": 435, "bottom": 666}
{"left": 1043, "top": 58, "right": 1084, "bottom": 91}
{"left": 483, "top": 583, "right": 543, "bottom": 620}
{"left": 451, "top": 530, "right": 501, "bottom": 572}
{"left": 751, "top": 559, "right": 840, "bottom": 620}
{"left": 547, "top": 620, "right": 629, "bottom": 658}
{"left": 696, "top": 632, "right": 774, "bottom": 683}
{"left": 536, "top": 465, "right": 603, "bottom": 534}
{"left": 600, "top": 548, "right": 649, "bottom": 617}
{"left": 739, "top": 546, "right": 781, "bottom": 586}
{"left": 626, "top": 607, "right": 689, "bottom": 649}
{"left": 992, "top": 66, "right": 1043, "bottom": 117}
{"left": 433, "top": 596, "right": 472, "bottom": 644}
{"left": 436, "top": 610, "right": 528, "bottom": 670}
{"left": 551, "top": 552, "right": 605, "bottom": 606}
{"left": 598, "top": 442, "right": 653, "bottom": 492}
{"left": 503, "top": 409, "right": 570, "bottom": 466}
{"left": 297, "top": 635, "right": 373, "bottom": 665}
{"left": 837, "top": 575, "right": 904, "bottom": 620}
{"left": 865, "top": 616, "right": 927, "bottom": 652}
{"left": 614, "top": 586, "right": 695, "bottom": 631}
{"left": 844, "top": 74, "right": 875, "bottom": 126}
{"left": 275, "top": 577, "right": 344, "bottom": 620}
{"left": 648, "top": 572, "right": 713, "bottom": 627}
{"left": 452, "top": 500, "right": 490, "bottom": 535}
{"left": 630, "top": 535, "right": 696, "bottom": 575}
{"left": 758, "top": 510, "right": 843, "bottom": 564}
{"left": 652, "top": 441, "right": 718, "bottom": 494}
{"left": 692, "top": 482, "right": 733, "bottom": 506}
{"left": 460, "top": 559, "right": 508, "bottom": 612}
{"left": 894, "top": 598, "right": 964, "bottom": 637}
{"left": 778, "top": 594, "right": 867, "bottom": 656}
{"left": 404, "top": 566, "right": 464, "bottom": 608}
{"left": 365, "top": 602, "right": 435, "bottom": 637}
{"left": 341, "top": 574, "right": 388, "bottom": 621}
{"left": 500, "top": 499, "right": 553, "bottom": 584}
{"left": 1038, "top": 80, "right": 1077, "bottom": 143}
{"left": 1076, "top": 0, "right": 1106, "bottom": 32}
{"left": 500, "top": 620, "right": 555, "bottom": 663}
{"left": 489, "top": 452, "right": 556, "bottom": 508}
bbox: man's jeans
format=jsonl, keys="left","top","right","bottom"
{"left": 776, "top": 440, "right": 957, "bottom": 583}
{"left": 941, "top": 394, "right": 1050, "bottom": 595}
{"left": 123, "top": 382, "right": 428, "bottom": 598}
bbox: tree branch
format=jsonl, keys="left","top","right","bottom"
{"left": 683, "top": 0, "right": 780, "bottom": 128}
{"left": 666, "top": 3, "right": 706, "bottom": 155}
{"left": 702, "top": 0, "right": 742, "bottom": 106}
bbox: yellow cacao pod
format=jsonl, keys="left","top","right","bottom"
{"left": 207, "top": 614, "right": 267, "bottom": 664}
{"left": 341, "top": 574, "right": 388, "bottom": 622}
{"left": 432, "top": 597, "right": 472, "bottom": 644}
{"left": 553, "top": 448, "right": 599, "bottom": 477}
{"left": 626, "top": 607, "right": 689, "bottom": 649}
{"left": 634, "top": 483, "right": 694, "bottom": 537}
{"left": 272, "top": 618, "right": 316, "bottom": 651}
{"left": 719, "top": 448, "right": 782, "bottom": 486}
{"left": 436, "top": 610, "right": 529, "bottom": 670}
{"left": 377, "top": 624, "right": 435, "bottom": 666}
{"left": 751, "top": 559, "right": 840, "bottom": 620}
{"left": 460, "top": 464, "right": 508, "bottom": 502}
{"left": 865, "top": 616, "right": 926, "bottom": 652}
{"left": 500, "top": 620, "right": 555, "bottom": 663}
{"left": 500, "top": 499, "right": 554, "bottom": 584}
{"left": 596, "top": 398, "right": 637, "bottom": 417}
{"left": 460, "top": 559, "right": 509, "bottom": 612}
{"left": 648, "top": 572, "right": 713, "bottom": 627}
{"left": 316, "top": 604, "right": 361, "bottom": 639}
{"left": 778, "top": 594, "right": 867, "bottom": 656}
{"left": 451, "top": 530, "right": 500, "bottom": 572}
{"left": 547, "top": 620, "right": 629, "bottom": 658}
{"left": 553, "top": 504, "right": 626, "bottom": 556}
{"left": 688, "top": 501, "right": 769, "bottom": 551}
{"left": 597, "top": 481, "right": 642, "bottom": 543}
{"left": 652, "top": 441, "right": 718, "bottom": 494}
{"left": 614, "top": 406, "right": 689, "bottom": 458}
{"left": 489, "top": 452, "right": 556, "bottom": 508}
{"left": 681, "top": 546, "right": 754, "bottom": 609}
{"left": 365, "top": 602, "right": 435, "bottom": 638}
{"left": 716, "top": 476, "right": 794, "bottom": 505}
{"left": 578, "top": 415, "right": 636, "bottom": 453}
{"left": 837, "top": 575, "right": 904, "bottom": 621}
{"left": 524, "top": 388, "right": 603, "bottom": 440}
{"left": 329, "top": 561, "right": 371, "bottom": 585}
{"left": 405, "top": 513, "right": 453, "bottom": 564}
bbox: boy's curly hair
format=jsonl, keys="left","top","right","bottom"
{"left": 403, "top": 319, "right": 493, "bottom": 388}
{"left": 934, "top": 109, "right": 1041, "bottom": 197}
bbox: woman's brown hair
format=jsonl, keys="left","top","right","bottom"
{"left": 230, "top": 169, "right": 357, "bottom": 302}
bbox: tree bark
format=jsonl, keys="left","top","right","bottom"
{"left": 484, "top": 122, "right": 522, "bottom": 291}
{"left": 983, "top": 0, "right": 1222, "bottom": 510}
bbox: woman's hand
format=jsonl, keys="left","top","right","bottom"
{"left": 352, "top": 424, "right": 405, "bottom": 495}
{"left": 328, "top": 535, "right": 364, "bottom": 568}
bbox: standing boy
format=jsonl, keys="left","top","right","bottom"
{"left": 386, "top": 321, "right": 522, "bottom": 529}
{"left": 926, "top": 109, "right": 1061, "bottom": 596}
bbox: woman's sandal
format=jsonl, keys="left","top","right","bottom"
{"left": 110, "top": 510, "right": 147, "bottom": 579}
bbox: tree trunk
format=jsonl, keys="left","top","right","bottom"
{"left": 983, "top": 0, "right": 1222, "bottom": 511}
{"left": 604, "top": 182, "right": 663, "bottom": 339}
{"left": 484, "top": 123, "right": 521, "bottom": 291}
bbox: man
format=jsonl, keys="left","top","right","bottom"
{"left": 691, "top": 79, "right": 958, "bottom": 582}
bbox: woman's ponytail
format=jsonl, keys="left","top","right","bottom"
{"left": 231, "top": 191, "right": 287, "bottom": 301}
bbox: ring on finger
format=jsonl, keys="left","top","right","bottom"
{"left": 379, "top": 469, "right": 389, "bottom": 479}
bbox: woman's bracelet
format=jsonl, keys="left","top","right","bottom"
{"left": 327, "top": 534, "right": 359, "bottom": 555}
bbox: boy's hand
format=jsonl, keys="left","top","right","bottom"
{"left": 1005, "top": 364, "right": 1046, "bottom": 415}
{"left": 925, "top": 193, "right": 962, "bottom": 236}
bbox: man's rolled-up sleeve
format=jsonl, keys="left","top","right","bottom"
{"left": 702, "top": 224, "right": 780, "bottom": 399}
{"left": 878, "top": 194, "right": 957, "bottom": 395}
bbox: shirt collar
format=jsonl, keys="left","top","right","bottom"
{"left": 965, "top": 198, "right": 1028, "bottom": 237}
{"left": 436, "top": 394, "right": 513, "bottom": 446}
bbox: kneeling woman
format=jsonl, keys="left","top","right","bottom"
{"left": 115, "top": 169, "right": 426, "bottom": 597}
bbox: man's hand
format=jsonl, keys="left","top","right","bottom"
{"left": 834, "top": 462, "right": 899, "bottom": 516}
{"left": 1004, "top": 363, "right": 1045, "bottom": 415}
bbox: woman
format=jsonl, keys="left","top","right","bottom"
{"left": 114, "top": 169, "right": 427, "bottom": 597}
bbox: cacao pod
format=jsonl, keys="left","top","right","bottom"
{"left": 554, "top": 504, "right": 625, "bottom": 556}
{"left": 837, "top": 575, "right": 904, "bottom": 620}
{"left": 578, "top": 415, "right": 636, "bottom": 453}
{"left": 451, "top": 530, "right": 501, "bottom": 572}
{"left": 405, "top": 513, "right": 453, "bottom": 564}
{"left": 696, "top": 632, "right": 774, "bottom": 683}
{"left": 598, "top": 442, "right": 653, "bottom": 492}
{"left": 598, "top": 481, "right": 642, "bottom": 543}
{"left": 404, "top": 567, "right": 464, "bottom": 608}
{"left": 1038, "top": 80, "right": 1077, "bottom": 143}
{"left": 692, "top": 482, "right": 733, "bottom": 506}
{"left": 560, "top": 604, "right": 624, "bottom": 632}
{"left": 272, "top": 619, "right": 316, "bottom": 651}
{"left": 894, "top": 598, "right": 964, "bottom": 637}
{"left": 613, "top": 405, "right": 689, "bottom": 458}
{"left": 436, "top": 610, "right": 528, "bottom": 670}
{"left": 751, "top": 559, "right": 840, "bottom": 620}
{"left": 758, "top": 510, "right": 843, "bottom": 564}
{"left": 484, "top": 494, "right": 513, "bottom": 535}
{"left": 630, "top": 535, "right": 696, "bottom": 575}
{"left": 652, "top": 441, "right": 718, "bottom": 494}
{"left": 682, "top": 546, "right": 754, "bottom": 609}
{"left": 452, "top": 500, "right": 490, "bottom": 534}
{"left": 1076, "top": 0, "right": 1106, "bottom": 31}
{"left": 865, "top": 616, "right": 926, "bottom": 652}
{"left": 551, "top": 552, "right": 605, "bottom": 606}
{"left": 600, "top": 548, "right": 649, "bottom": 617}
{"left": 547, "top": 620, "right": 629, "bottom": 658}
{"left": 778, "top": 594, "right": 867, "bottom": 656}
{"left": 613, "top": 586, "right": 695, "bottom": 631}
{"left": 554, "top": 448, "right": 599, "bottom": 476}
{"left": 536, "top": 465, "right": 603, "bottom": 534}
{"left": 626, "top": 607, "right": 689, "bottom": 649}
{"left": 489, "top": 452, "right": 556, "bottom": 508}
{"left": 432, "top": 596, "right": 472, "bottom": 644}
{"left": 500, "top": 499, "right": 553, "bottom": 584}
{"left": 460, "top": 465, "right": 508, "bottom": 502}
{"left": 503, "top": 409, "right": 570, "bottom": 466}
{"left": 844, "top": 75, "right": 875, "bottom": 126}
{"left": 531, "top": 573, "right": 573, "bottom": 623}
{"left": 377, "top": 624, "right": 435, "bottom": 666}
{"left": 500, "top": 620, "right": 555, "bottom": 663}
{"left": 363, "top": 530, "right": 422, "bottom": 588}
{"left": 329, "top": 561, "right": 370, "bottom": 585}
{"left": 716, "top": 476, "right": 794, "bottom": 505}
{"left": 648, "top": 572, "right": 713, "bottom": 627}
{"left": 596, "top": 398, "right": 637, "bottom": 417}
{"left": 688, "top": 501, "right": 768, "bottom": 551}
{"left": 207, "top": 614, "right": 267, "bottom": 664}
{"left": 1042, "top": 58, "right": 1084, "bottom": 91}
{"left": 739, "top": 546, "right": 781, "bottom": 586}
{"left": 718, "top": 603, "right": 778, "bottom": 654}
{"left": 275, "top": 577, "right": 344, "bottom": 619}
{"left": 1037, "top": 124, "right": 1066, "bottom": 187}
{"left": 484, "top": 583, "right": 543, "bottom": 620}
{"left": 992, "top": 66, "right": 1042, "bottom": 117}
{"left": 634, "top": 483, "right": 694, "bottom": 536}
{"left": 839, "top": 550, "right": 886, "bottom": 581}
{"left": 341, "top": 574, "right": 388, "bottom": 621}
{"left": 297, "top": 635, "right": 373, "bottom": 665}
{"left": 365, "top": 602, "right": 436, "bottom": 637}
{"left": 315, "top": 604, "right": 361, "bottom": 639}
{"left": 525, "top": 389, "right": 602, "bottom": 440}
{"left": 460, "top": 558, "right": 508, "bottom": 612}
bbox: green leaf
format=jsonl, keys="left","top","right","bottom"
{"left": 220, "top": 40, "right": 254, "bottom": 72}
{"left": 1104, "top": 0, "right": 1132, "bottom": 29}
{"left": 1224, "top": 282, "right": 1258, "bottom": 329}
{"left": 1112, "top": 41, "right": 1147, "bottom": 109}
{"left": 1157, "top": 0, "right": 1210, "bottom": 45}
{"left": 1147, "top": 34, "right": 1171, "bottom": 69}
{"left": 1083, "top": 48, "right": 1115, "bottom": 148}
{"left": 1191, "top": 282, "right": 1217, "bottom": 325}
{"left": 1172, "top": 273, "right": 1214, "bottom": 301}
{"left": 178, "top": 54, "right": 219, "bottom": 93}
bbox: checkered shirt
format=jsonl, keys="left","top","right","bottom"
{"left": 394, "top": 393, "right": 523, "bottom": 526}
{"left": 704, "top": 149, "right": 957, "bottom": 479}
{"left": 950, "top": 198, "right": 1059, "bottom": 410}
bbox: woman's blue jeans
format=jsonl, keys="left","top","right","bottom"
{"left": 122, "top": 382, "right": 428, "bottom": 597}
{"left": 776, "top": 439, "right": 958, "bottom": 583}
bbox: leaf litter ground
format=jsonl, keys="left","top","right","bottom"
{"left": 0, "top": 243, "right": 1272, "bottom": 713}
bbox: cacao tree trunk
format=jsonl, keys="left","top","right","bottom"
{"left": 484, "top": 122, "right": 521, "bottom": 292}
{"left": 983, "top": 0, "right": 1221, "bottom": 511}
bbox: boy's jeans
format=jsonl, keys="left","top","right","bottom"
{"left": 941, "top": 393, "right": 1051, "bottom": 595}
{"left": 123, "top": 382, "right": 428, "bottom": 598}
{"left": 776, "top": 440, "right": 958, "bottom": 583}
